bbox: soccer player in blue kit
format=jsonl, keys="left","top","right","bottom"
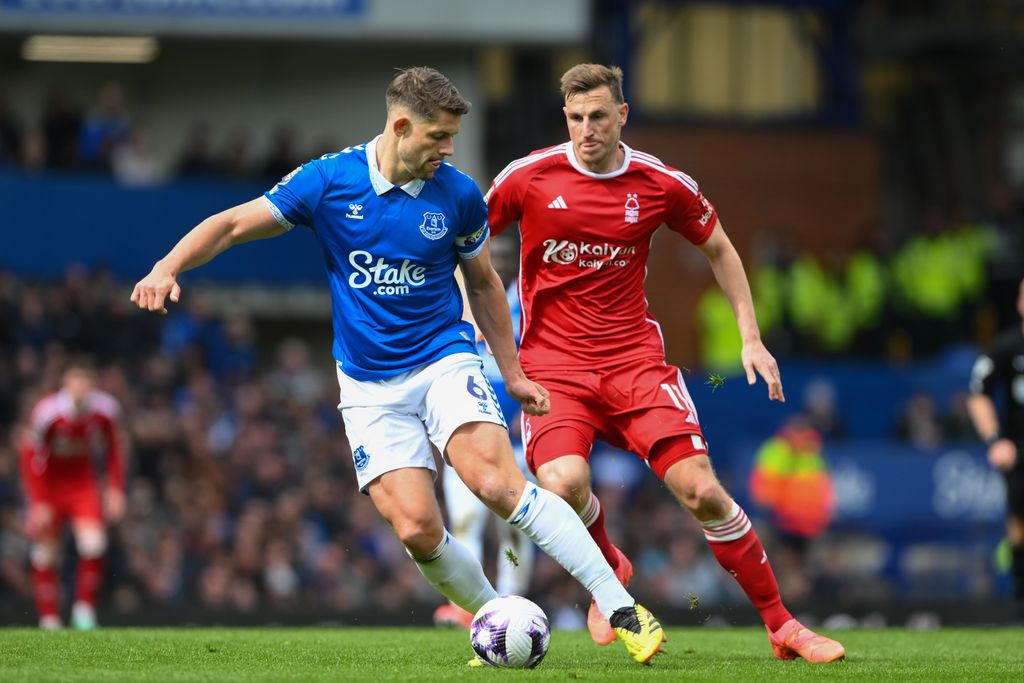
{"left": 131, "top": 67, "right": 664, "bottom": 664}
{"left": 435, "top": 234, "right": 536, "bottom": 629}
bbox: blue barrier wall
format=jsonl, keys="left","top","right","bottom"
{"left": 0, "top": 171, "right": 325, "bottom": 285}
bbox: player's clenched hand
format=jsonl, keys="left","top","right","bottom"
{"left": 104, "top": 487, "right": 126, "bottom": 523}
{"left": 988, "top": 439, "right": 1017, "bottom": 472}
{"left": 741, "top": 339, "right": 785, "bottom": 402}
{"left": 130, "top": 266, "right": 181, "bottom": 315}
{"left": 507, "top": 377, "right": 551, "bottom": 416}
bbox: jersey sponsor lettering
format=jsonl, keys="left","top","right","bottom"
{"left": 541, "top": 239, "right": 637, "bottom": 270}
{"left": 347, "top": 250, "right": 427, "bottom": 296}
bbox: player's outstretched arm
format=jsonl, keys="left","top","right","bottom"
{"left": 459, "top": 242, "right": 550, "bottom": 416}
{"left": 131, "top": 198, "right": 286, "bottom": 314}
{"left": 698, "top": 220, "right": 784, "bottom": 402}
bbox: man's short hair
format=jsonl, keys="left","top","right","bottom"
{"left": 63, "top": 355, "right": 97, "bottom": 378}
{"left": 386, "top": 67, "right": 471, "bottom": 121}
{"left": 560, "top": 63, "right": 625, "bottom": 104}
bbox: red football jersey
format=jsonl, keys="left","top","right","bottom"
{"left": 487, "top": 142, "right": 717, "bottom": 371}
{"left": 19, "top": 389, "right": 124, "bottom": 500}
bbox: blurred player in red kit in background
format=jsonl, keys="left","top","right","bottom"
{"left": 485, "top": 63, "right": 844, "bottom": 662}
{"left": 19, "top": 359, "right": 126, "bottom": 629}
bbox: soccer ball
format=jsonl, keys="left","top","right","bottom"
{"left": 469, "top": 596, "right": 550, "bottom": 668}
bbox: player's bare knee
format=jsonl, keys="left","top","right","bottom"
{"left": 75, "top": 528, "right": 107, "bottom": 558}
{"left": 394, "top": 517, "right": 445, "bottom": 557}
{"left": 673, "top": 475, "right": 727, "bottom": 517}
{"left": 469, "top": 471, "right": 517, "bottom": 514}
{"left": 536, "top": 465, "right": 590, "bottom": 510}
{"left": 30, "top": 543, "right": 58, "bottom": 569}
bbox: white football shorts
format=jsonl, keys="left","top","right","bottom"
{"left": 336, "top": 352, "right": 509, "bottom": 493}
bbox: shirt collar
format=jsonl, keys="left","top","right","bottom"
{"left": 56, "top": 389, "right": 87, "bottom": 417}
{"left": 366, "top": 134, "right": 425, "bottom": 198}
{"left": 565, "top": 140, "right": 632, "bottom": 179}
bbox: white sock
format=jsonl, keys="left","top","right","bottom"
{"left": 506, "top": 482, "right": 632, "bottom": 618}
{"left": 579, "top": 490, "right": 601, "bottom": 527}
{"left": 410, "top": 530, "right": 497, "bottom": 615}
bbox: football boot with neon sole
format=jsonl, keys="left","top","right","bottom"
{"left": 609, "top": 603, "right": 664, "bottom": 664}
{"left": 587, "top": 546, "right": 634, "bottom": 645}
{"left": 766, "top": 619, "right": 845, "bottom": 663}
{"left": 71, "top": 602, "right": 98, "bottom": 631}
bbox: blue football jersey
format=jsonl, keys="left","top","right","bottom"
{"left": 263, "top": 136, "right": 488, "bottom": 381}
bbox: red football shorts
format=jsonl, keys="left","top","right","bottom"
{"left": 523, "top": 358, "right": 706, "bottom": 480}
{"left": 27, "top": 479, "right": 103, "bottom": 538}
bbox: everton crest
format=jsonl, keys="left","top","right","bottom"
{"left": 419, "top": 211, "right": 448, "bottom": 240}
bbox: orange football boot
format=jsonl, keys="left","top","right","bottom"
{"left": 767, "top": 619, "right": 846, "bottom": 663}
{"left": 433, "top": 602, "right": 474, "bottom": 629}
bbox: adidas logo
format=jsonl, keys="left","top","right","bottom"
{"left": 547, "top": 195, "right": 568, "bottom": 209}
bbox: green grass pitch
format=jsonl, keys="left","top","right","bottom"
{"left": 2, "top": 627, "right": 1021, "bottom": 681}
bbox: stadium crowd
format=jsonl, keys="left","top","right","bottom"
{"left": 0, "top": 262, "right": 1001, "bottom": 625}
{"left": 0, "top": 82, "right": 307, "bottom": 186}
{"left": 0, "top": 266, "right": 752, "bottom": 623}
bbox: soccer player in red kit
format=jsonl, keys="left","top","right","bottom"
{"left": 485, "top": 64, "right": 844, "bottom": 663}
{"left": 19, "top": 360, "right": 125, "bottom": 629}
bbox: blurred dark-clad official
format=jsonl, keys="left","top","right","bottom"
{"left": 968, "top": 278, "right": 1024, "bottom": 619}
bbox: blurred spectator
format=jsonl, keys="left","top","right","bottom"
{"left": 220, "top": 128, "right": 255, "bottom": 177}
{"left": 0, "top": 94, "right": 22, "bottom": 167}
{"left": 894, "top": 392, "right": 944, "bottom": 451}
{"left": 943, "top": 391, "right": 978, "bottom": 443}
{"left": 42, "top": 91, "right": 81, "bottom": 169}
{"left": 78, "top": 82, "right": 130, "bottom": 171}
{"left": 177, "top": 124, "right": 217, "bottom": 177}
{"left": 266, "top": 338, "right": 323, "bottom": 408}
{"left": 19, "top": 130, "right": 47, "bottom": 175}
{"left": 802, "top": 378, "right": 846, "bottom": 439}
{"left": 260, "top": 125, "right": 301, "bottom": 181}
{"left": 111, "top": 125, "right": 166, "bottom": 187}
{"left": 748, "top": 414, "right": 838, "bottom": 604}
{"left": 750, "top": 415, "right": 836, "bottom": 541}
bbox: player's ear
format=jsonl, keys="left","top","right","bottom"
{"left": 392, "top": 115, "right": 412, "bottom": 138}
{"left": 619, "top": 102, "right": 629, "bottom": 127}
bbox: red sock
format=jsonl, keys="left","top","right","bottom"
{"left": 579, "top": 492, "right": 620, "bottom": 571}
{"left": 75, "top": 557, "right": 104, "bottom": 607}
{"left": 703, "top": 502, "right": 792, "bottom": 632}
{"left": 31, "top": 566, "right": 59, "bottom": 619}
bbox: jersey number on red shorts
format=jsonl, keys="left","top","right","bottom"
{"left": 660, "top": 383, "right": 699, "bottom": 425}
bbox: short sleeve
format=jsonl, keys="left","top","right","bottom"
{"left": 262, "top": 161, "right": 329, "bottom": 230}
{"left": 455, "top": 185, "right": 489, "bottom": 260}
{"left": 665, "top": 173, "right": 717, "bottom": 245}
{"left": 484, "top": 164, "right": 525, "bottom": 236}
{"left": 970, "top": 347, "right": 1005, "bottom": 397}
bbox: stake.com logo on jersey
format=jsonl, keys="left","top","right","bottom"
{"left": 347, "top": 250, "right": 426, "bottom": 296}
{"left": 541, "top": 239, "right": 637, "bottom": 269}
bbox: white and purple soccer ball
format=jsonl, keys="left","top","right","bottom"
{"left": 470, "top": 596, "right": 550, "bottom": 669}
